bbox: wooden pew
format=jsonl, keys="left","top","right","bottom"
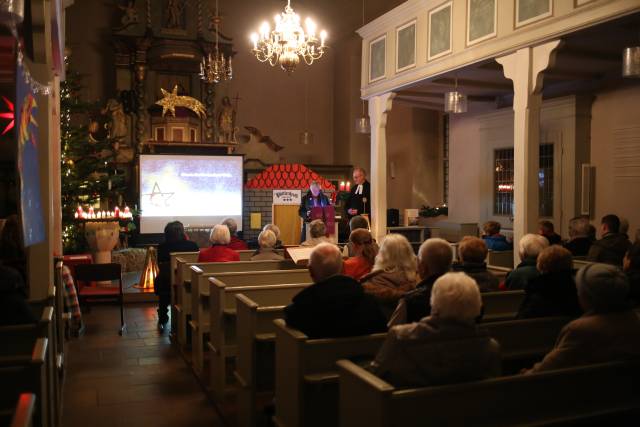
{"left": 235, "top": 291, "right": 307, "bottom": 427}
{"left": 175, "top": 256, "right": 294, "bottom": 350}
{"left": 272, "top": 314, "right": 565, "bottom": 427}
{"left": 487, "top": 250, "right": 514, "bottom": 269}
{"left": 273, "top": 319, "right": 386, "bottom": 427}
{"left": 0, "top": 394, "right": 36, "bottom": 427}
{"left": 188, "top": 263, "right": 307, "bottom": 372}
{"left": 201, "top": 269, "right": 312, "bottom": 382}
{"left": 0, "top": 336, "right": 48, "bottom": 427}
{"left": 209, "top": 282, "right": 310, "bottom": 400}
{"left": 337, "top": 360, "right": 640, "bottom": 427}
{"left": 480, "top": 290, "right": 525, "bottom": 322}
{"left": 170, "top": 252, "right": 199, "bottom": 340}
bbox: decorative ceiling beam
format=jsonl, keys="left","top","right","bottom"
{"left": 430, "top": 77, "right": 512, "bottom": 91}
{"left": 397, "top": 89, "right": 495, "bottom": 102}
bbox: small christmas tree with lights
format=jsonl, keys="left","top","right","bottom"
{"left": 60, "top": 58, "right": 127, "bottom": 253}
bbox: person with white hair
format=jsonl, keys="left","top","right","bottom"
{"left": 300, "top": 219, "right": 330, "bottom": 247}
{"left": 505, "top": 234, "right": 549, "bottom": 290}
{"left": 360, "top": 234, "right": 418, "bottom": 318}
{"left": 563, "top": 216, "right": 593, "bottom": 256}
{"left": 262, "top": 223, "right": 283, "bottom": 249}
{"left": 222, "top": 217, "right": 248, "bottom": 250}
{"left": 251, "top": 230, "right": 284, "bottom": 261}
{"left": 526, "top": 263, "right": 640, "bottom": 373}
{"left": 388, "top": 237, "right": 453, "bottom": 326}
{"left": 284, "top": 243, "right": 386, "bottom": 338}
{"left": 370, "top": 272, "right": 501, "bottom": 387}
{"left": 197, "top": 224, "right": 240, "bottom": 262}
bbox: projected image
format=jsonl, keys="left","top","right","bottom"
{"left": 139, "top": 155, "right": 243, "bottom": 233}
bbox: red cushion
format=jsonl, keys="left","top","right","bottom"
{"left": 78, "top": 286, "right": 120, "bottom": 296}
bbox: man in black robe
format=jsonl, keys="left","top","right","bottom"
{"left": 345, "top": 167, "right": 370, "bottom": 221}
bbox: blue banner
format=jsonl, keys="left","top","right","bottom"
{"left": 16, "top": 62, "right": 45, "bottom": 247}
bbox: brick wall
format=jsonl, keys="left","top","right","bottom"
{"left": 242, "top": 190, "right": 274, "bottom": 243}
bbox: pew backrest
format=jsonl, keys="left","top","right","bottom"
{"left": 487, "top": 250, "right": 514, "bottom": 269}
{"left": 481, "top": 290, "right": 525, "bottom": 322}
{"left": 170, "top": 252, "right": 199, "bottom": 287}
{"left": 338, "top": 359, "right": 640, "bottom": 427}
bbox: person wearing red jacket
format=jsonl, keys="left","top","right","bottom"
{"left": 222, "top": 218, "right": 248, "bottom": 250}
{"left": 198, "top": 224, "right": 240, "bottom": 262}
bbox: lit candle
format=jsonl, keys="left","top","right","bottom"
{"left": 74, "top": 212, "right": 78, "bottom": 219}
{"left": 339, "top": 181, "right": 345, "bottom": 191}
{"left": 115, "top": 206, "right": 120, "bottom": 218}
{"left": 250, "top": 32, "right": 259, "bottom": 50}
{"left": 88, "top": 206, "right": 94, "bottom": 216}
{"left": 305, "top": 18, "right": 316, "bottom": 37}
{"left": 320, "top": 30, "right": 327, "bottom": 47}
{"left": 346, "top": 181, "right": 351, "bottom": 192}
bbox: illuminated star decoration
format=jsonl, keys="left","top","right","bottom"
{"left": 143, "top": 182, "right": 174, "bottom": 207}
{"left": 155, "top": 85, "right": 206, "bottom": 119}
{"left": 18, "top": 94, "right": 38, "bottom": 147}
{"left": 0, "top": 96, "right": 15, "bottom": 137}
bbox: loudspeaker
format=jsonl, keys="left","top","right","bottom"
{"left": 387, "top": 208, "right": 399, "bottom": 227}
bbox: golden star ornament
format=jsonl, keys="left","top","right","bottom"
{"left": 155, "top": 85, "right": 207, "bottom": 119}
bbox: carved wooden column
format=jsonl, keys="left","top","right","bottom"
{"left": 204, "top": 81, "right": 216, "bottom": 142}
{"left": 134, "top": 63, "right": 147, "bottom": 152}
{"left": 496, "top": 39, "right": 561, "bottom": 266}
{"left": 368, "top": 92, "right": 395, "bottom": 242}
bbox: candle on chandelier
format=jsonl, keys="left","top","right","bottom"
{"left": 320, "top": 30, "right": 327, "bottom": 47}
{"left": 250, "top": 33, "right": 259, "bottom": 50}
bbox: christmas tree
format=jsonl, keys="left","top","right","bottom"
{"left": 60, "top": 59, "right": 127, "bottom": 253}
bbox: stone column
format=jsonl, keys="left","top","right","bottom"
{"left": 368, "top": 92, "right": 395, "bottom": 242}
{"left": 496, "top": 40, "right": 561, "bottom": 266}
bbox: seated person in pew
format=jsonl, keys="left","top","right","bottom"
{"left": 517, "top": 246, "right": 581, "bottom": 319}
{"left": 452, "top": 236, "right": 499, "bottom": 292}
{"left": 0, "top": 265, "right": 36, "bottom": 326}
{"left": 563, "top": 216, "right": 593, "bottom": 257}
{"left": 526, "top": 263, "right": 640, "bottom": 373}
{"left": 342, "top": 215, "right": 376, "bottom": 257}
{"left": 623, "top": 241, "right": 640, "bottom": 306}
{"left": 222, "top": 218, "right": 249, "bottom": 250}
{"left": 61, "top": 265, "right": 84, "bottom": 335}
{"left": 300, "top": 219, "right": 331, "bottom": 248}
{"left": 198, "top": 224, "right": 241, "bottom": 262}
{"left": 262, "top": 223, "right": 283, "bottom": 249}
{"left": 481, "top": 221, "right": 512, "bottom": 252}
{"left": 251, "top": 230, "right": 284, "bottom": 261}
{"left": 370, "top": 272, "right": 501, "bottom": 388}
{"left": 539, "top": 220, "right": 562, "bottom": 246}
{"left": 504, "top": 234, "right": 549, "bottom": 290}
{"left": 284, "top": 243, "right": 386, "bottom": 338}
{"left": 361, "top": 234, "right": 418, "bottom": 319}
{"left": 343, "top": 229, "right": 377, "bottom": 281}
{"left": 156, "top": 221, "right": 199, "bottom": 328}
{"left": 587, "top": 214, "right": 631, "bottom": 266}
{"left": 388, "top": 238, "right": 453, "bottom": 326}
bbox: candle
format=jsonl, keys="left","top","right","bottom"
{"left": 339, "top": 181, "right": 345, "bottom": 191}
{"left": 74, "top": 212, "right": 78, "bottom": 219}
{"left": 88, "top": 206, "right": 94, "bottom": 215}
{"left": 115, "top": 206, "right": 120, "bottom": 218}
{"left": 346, "top": 181, "right": 351, "bottom": 192}
{"left": 250, "top": 33, "right": 259, "bottom": 50}
{"left": 320, "top": 30, "right": 327, "bottom": 47}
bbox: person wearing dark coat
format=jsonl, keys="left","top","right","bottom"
{"left": 388, "top": 238, "right": 453, "bottom": 326}
{"left": 505, "top": 234, "right": 549, "bottom": 290}
{"left": 563, "top": 216, "right": 593, "bottom": 257}
{"left": 344, "top": 167, "right": 371, "bottom": 220}
{"left": 298, "top": 181, "right": 331, "bottom": 244}
{"left": 0, "top": 265, "right": 36, "bottom": 326}
{"left": 156, "top": 221, "right": 199, "bottom": 327}
{"left": 587, "top": 214, "right": 632, "bottom": 266}
{"left": 539, "top": 220, "right": 562, "bottom": 246}
{"left": 452, "top": 236, "right": 499, "bottom": 292}
{"left": 517, "top": 246, "right": 582, "bottom": 319}
{"left": 370, "top": 272, "right": 501, "bottom": 388}
{"left": 526, "top": 263, "right": 640, "bottom": 373}
{"left": 623, "top": 241, "right": 640, "bottom": 306}
{"left": 284, "top": 243, "right": 386, "bottom": 338}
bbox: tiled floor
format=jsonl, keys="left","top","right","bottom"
{"left": 61, "top": 304, "right": 224, "bottom": 427}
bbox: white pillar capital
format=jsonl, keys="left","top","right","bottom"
{"left": 368, "top": 92, "right": 395, "bottom": 242}
{"left": 496, "top": 40, "right": 561, "bottom": 266}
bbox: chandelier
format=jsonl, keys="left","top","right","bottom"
{"left": 200, "top": 0, "right": 232, "bottom": 84}
{"left": 250, "top": 0, "right": 327, "bottom": 74}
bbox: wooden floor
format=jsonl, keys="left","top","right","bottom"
{"left": 61, "top": 304, "right": 224, "bottom": 427}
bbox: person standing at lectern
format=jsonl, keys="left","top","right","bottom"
{"left": 299, "top": 181, "right": 330, "bottom": 243}
{"left": 345, "top": 167, "right": 370, "bottom": 220}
